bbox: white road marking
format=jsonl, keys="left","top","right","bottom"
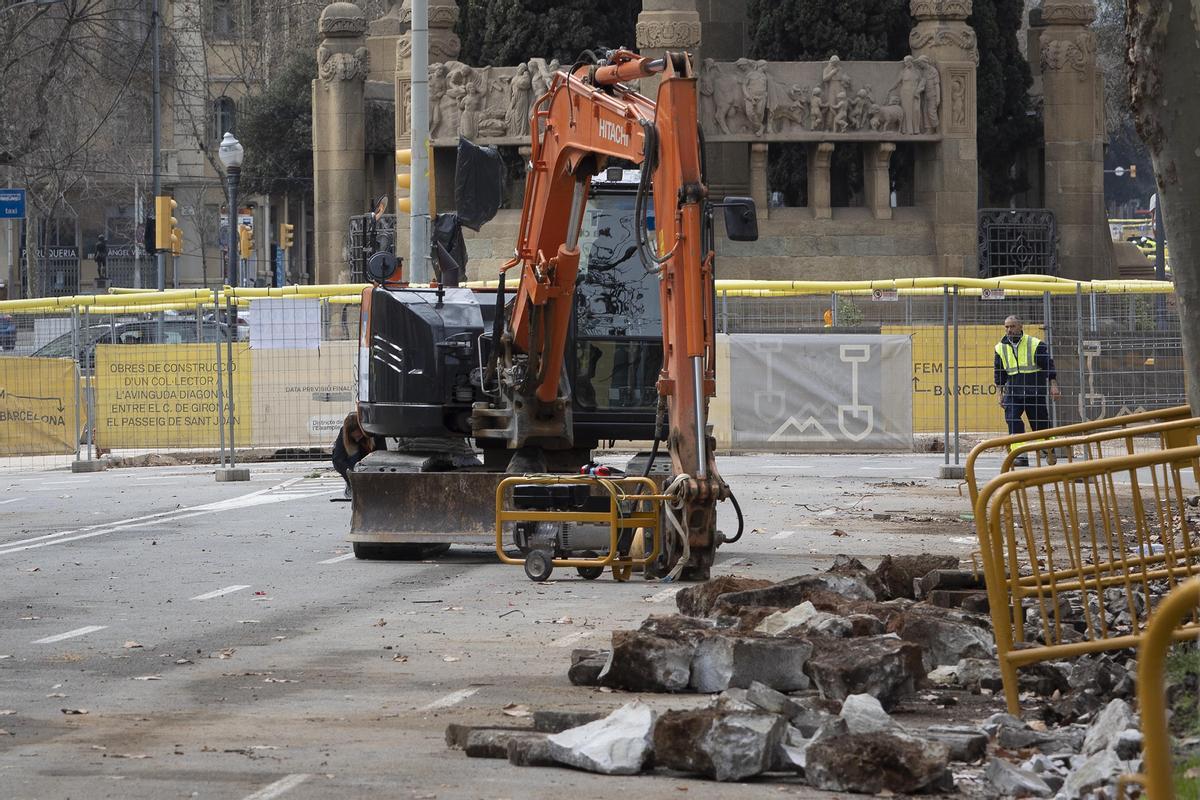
{"left": 0, "top": 478, "right": 306, "bottom": 556}
{"left": 0, "top": 497, "right": 23, "bottom": 506}
{"left": 191, "top": 585, "right": 251, "bottom": 601}
{"left": 772, "top": 465, "right": 815, "bottom": 470}
{"left": 420, "top": 687, "right": 479, "bottom": 711}
{"left": 39, "top": 480, "right": 88, "bottom": 486}
{"left": 648, "top": 586, "right": 681, "bottom": 604}
{"left": 34, "top": 625, "right": 108, "bottom": 644}
{"left": 949, "top": 536, "right": 978, "bottom": 546}
{"left": 771, "top": 530, "right": 796, "bottom": 540}
{"left": 241, "top": 774, "right": 310, "bottom": 800}
{"left": 551, "top": 630, "right": 599, "bottom": 648}
{"left": 861, "top": 466, "right": 919, "bottom": 471}
{"left": 318, "top": 553, "right": 355, "bottom": 565}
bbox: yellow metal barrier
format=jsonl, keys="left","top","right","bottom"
{"left": 1126, "top": 577, "right": 1200, "bottom": 800}
{"left": 974, "top": 444, "right": 1200, "bottom": 714}
{"left": 965, "top": 406, "right": 1193, "bottom": 504}
{"left": 494, "top": 475, "right": 665, "bottom": 582}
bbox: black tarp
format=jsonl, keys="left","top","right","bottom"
{"left": 455, "top": 138, "right": 504, "bottom": 231}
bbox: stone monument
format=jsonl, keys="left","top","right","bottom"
{"left": 313, "top": 2, "right": 369, "bottom": 284}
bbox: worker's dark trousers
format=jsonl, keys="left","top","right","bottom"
{"left": 1002, "top": 389, "right": 1052, "bottom": 437}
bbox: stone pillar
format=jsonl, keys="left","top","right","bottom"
{"left": 749, "top": 143, "right": 769, "bottom": 217}
{"left": 865, "top": 143, "right": 897, "bottom": 220}
{"left": 313, "top": 2, "right": 369, "bottom": 285}
{"left": 636, "top": 0, "right": 701, "bottom": 101}
{"left": 394, "top": 0, "right": 460, "bottom": 263}
{"left": 807, "top": 143, "right": 834, "bottom": 220}
{"left": 909, "top": 0, "right": 979, "bottom": 277}
{"left": 1039, "top": 1, "right": 1109, "bottom": 280}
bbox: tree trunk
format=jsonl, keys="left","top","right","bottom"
{"left": 1128, "top": 2, "right": 1200, "bottom": 413}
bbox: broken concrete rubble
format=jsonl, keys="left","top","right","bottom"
{"left": 984, "top": 757, "right": 1054, "bottom": 798}
{"left": 711, "top": 574, "right": 877, "bottom": 616}
{"left": 838, "top": 693, "right": 900, "bottom": 735}
{"left": 874, "top": 554, "right": 961, "bottom": 600}
{"left": 598, "top": 630, "right": 692, "bottom": 692}
{"left": 886, "top": 605, "right": 994, "bottom": 668}
{"left": 545, "top": 701, "right": 656, "bottom": 775}
{"left": 1082, "top": 698, "right": 1137, "bottom": 756}
{"left": 690, "top": 633, "right": 813, "bottom": 693}
{"left": 804, "top": 731, "right": 953, "bottom": 793}
{"left": 754, "top": 601, "right": 853, "bottom": 637}
{"left": 653, "top": 708, "right": 785, "bottom": 781}
{"left": 675, "top": 575, "right": 773, "bottom": 617}
{"left": 923, "top": 725, "right": 987, "bottom": 763}
{"left": 805, "top": 635, "right": 924, "bottom": 709}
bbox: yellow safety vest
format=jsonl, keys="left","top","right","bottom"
{"left": 995, "top": 335, "right": 1042, "bottom": 376}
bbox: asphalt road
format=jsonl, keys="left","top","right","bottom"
{"left": 0, "top": 453, "right": 987, "bottom": 800}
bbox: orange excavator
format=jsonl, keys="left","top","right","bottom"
{"left": 474, "top": 48, "right": 755, "bottom": 579}
{"left": 351, "top": 48, "right": 756, "bottom": 580}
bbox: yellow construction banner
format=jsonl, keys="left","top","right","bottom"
{"left": 93, "top": 344, "right": 252, "bottom": 449}
{"left": 0, "top": 357, "right": 79, "bottom": 456}
{"left": 883, "top": 324, "right": 1044, "bottom": 433}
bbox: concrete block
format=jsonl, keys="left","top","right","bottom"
{"left": 71, "top": 460, "right": 106, "bottom": 473}
{"left": 938, "top": 464, "right": 966, "bottom": 479}
{"left": 215, "top": 468, "right": 251, "bottom": 482}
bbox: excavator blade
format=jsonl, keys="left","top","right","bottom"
{"left": 348, "top": 471, "right": 505, "bottom": 546}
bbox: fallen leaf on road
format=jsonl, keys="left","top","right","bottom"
{"left": 131, "top": 675, "right": 162, "bottom": 681}
{"left": 831, "top": 529, "right": 849, "bottom": 537}
{"left": 392, "top": 654, "right": 408, "bottom": 663}
{"left": 501, "top": 704, "right": 532, "bottom": 717}
{"left": 107, "top": 753, "right": 151, "bottom": 759}
{"left": 238, "top": 620, "right": 260, "bottom": 625}
{"left": 174, "top": 659, "right": 193, "bottom": 665}
{"left": 213, "top": 648, "right": 236, "bottom": 659}
{"left": 553, "top": 617, "right": 573, "bottom": 624}
{"left": 0, "top": 710, "right": 15, "bottom": 716}
{"left": 19, "top": 616, "right": 40, "bottom": 620}
{"left": 442, "top": 656, "right": 460, "bottom": 663}
{"left": 253, "top": 591, "right": 267, "bottom": 596}
{"left": 23, "top": 567, "right": 39, "bottom": 572}
{"left": 0, "top": 729, "right": 10, "bottom": 736}
{"left": 0, "top": 655, "right": 11, "bottom": 660}
{"left": 60, "top": 708, "right": 89, "bottom": 715}
{"left": 373, "top": 619, "right": 387, "bottom": 627}
{"left": 46, "top": 693, "right": 66, "bottom": 698}
{"left": 123, "top": 641, "right": 143, "bottom": 649}
{"left": 263, "top": 678, "right": 297, "bottom": 683}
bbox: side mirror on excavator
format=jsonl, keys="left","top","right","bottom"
{"left": 719, "top": 197, "right": 758, "bottom": 242}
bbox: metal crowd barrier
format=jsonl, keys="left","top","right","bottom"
{"left": 964, "top": 405, "right": 1194, "bottom": 505}
{"left": 973, "top": 438, "right": 1200, "bottom": 714}
{"left": 1123, "top": 577, "right": 1200, "bottom": 800}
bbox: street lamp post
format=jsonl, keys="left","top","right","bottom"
{"left": 218, "top": 132, "right": 244, "bottom": 287}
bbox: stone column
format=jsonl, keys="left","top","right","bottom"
{"left": 749, "top": 143, "right": 769, "bottom": 217}
{"left": 1039, "top": 1, "right": 1109, "bottom": 280}
{"left": 313, "top": 2, "right": 369, "bottom": 285}
{"left": 865, "top": 143, "right": 897, "bottom": 220}
{"left": 807, "top": 143, "right": 834, "bottom": 220}
{"left": 394, "top": 0, "right": 460, "bottom": 263}
{"left": 909, "top": 0, "right": 979, "bottom": 277}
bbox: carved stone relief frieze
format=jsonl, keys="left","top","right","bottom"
{"left": 908, "top": 26, "right": 979, "bottom": 62}
{"left": 635, "top": 19, "right": 702, "bottom": 49}
{"left": 1040, "top": 32, "right": 1094, "bottom": 78}
{"left": 318, "top": 44, "right": 371, "bottom": 84}
{"left": 947, "top": 67, "right": 972, "bottom": 133}
{"left": 422, "top": 57, "right": 560, "bottom": 141}
{"left": 1041, "top": 1, "right": 1097, "bottom": 26}
{"left": 700, "top": 55, "right": 946, "bottom": 141}
{"left": 909, "top": 0, "right": 972, "bottom": 21}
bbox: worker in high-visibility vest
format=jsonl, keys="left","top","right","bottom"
{"left": 994, "top": 315, "right": 1060, "bottom": 466}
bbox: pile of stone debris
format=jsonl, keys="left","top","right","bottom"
{"left": 448, "top": 555, "right": 1155, "bottom": 797}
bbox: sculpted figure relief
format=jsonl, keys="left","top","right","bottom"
{"left": 506, "top": 63, "right": 532, "bottom": 137}
{"left": 738, "top": 58, "right": 770, "bottom": 136}
{"left": 708, "top": 62, "right": 743, "bottom": 135}
{"left": 870, "top": 95, "right": 905, "bottom": 132}
{"left": 916, "top": 55, "right": 941, "bottom": 132}
{"left": 808, "top": 87, "right": 826, "bottom": 131}
{"left": 890, "top": 55, "right": 924, "bottom": 134}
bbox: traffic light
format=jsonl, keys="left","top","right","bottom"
{"left": 155, "top": 196, "right": 177, "bottom": 253}
{"left": 238, "top": 224, "right": 254, "bottom": 259}
{"left": 396, "top": 147, "right": 413, "bottom": 213}
{"left": 279, "top": 222, "right": 294, "bottom": 250}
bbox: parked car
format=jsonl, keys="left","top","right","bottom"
{"left": 0, "top": 314, "right": 15, "bottom": 350}
{"left": 30, "top": 319, "right": 232, "bottom": 372}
